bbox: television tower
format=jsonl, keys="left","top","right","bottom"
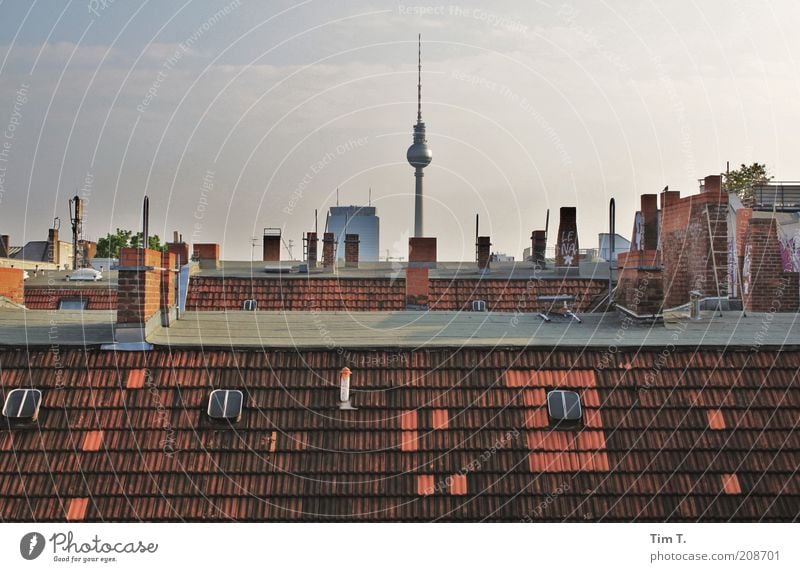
{"left": 406, "top": 34, "right": 432, "bottom": 237}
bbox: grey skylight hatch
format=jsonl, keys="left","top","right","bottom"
{"left": 242, "top": 299, "right": 257, "bottom": 311}
{"left": 547, "top": 389, "right": 582, "bottom": 424}
{"left": 59, "top": 299, "right": 87, "bottom": 310}
{"left": 2, "top": 389, "right": 42, "bottom": 421}
{"left": 207, "top": 389, "right": 243, "bottom": 422}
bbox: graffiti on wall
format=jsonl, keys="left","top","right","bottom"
{"left": 559, "top": 230, "right": 578, "bottom": 266}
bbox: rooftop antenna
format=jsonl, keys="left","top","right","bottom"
{"left": 417, "top": 34, "right": 422, "bottom": 123}
{"left": 336, "top": 187, "right": 340, "bottom": 207}
{"left": 142, "top": 196, "right": 149, "bottom": 249}
{"left": 315, "top": 209, "right": 318, "bottom": 234}
{"left": 544, "top": 208, "right": 550, "bottom": 242}
{"left": 369, "top": 187, "right": 372, "bottom": 206}
{"left": 609, "top": 198, "right": 616, "bottom": 304}
{"left": 475, "top": 213, "right": 479, "bottom": 262}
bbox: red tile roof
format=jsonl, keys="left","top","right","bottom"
{"left": 24, "top": 287, "right": 117, "bottom": 310}
{"left": 0, "top": 347, "right": 798, "bottom": 522}
{"left": 185, "top": 277, "right": 608, "bottom": 312}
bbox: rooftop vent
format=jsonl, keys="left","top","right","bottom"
{"left": 66, "top": 268, "right": 102, "bottom": 282}
{"left": 207, "top": 389, "right": 243, "bottom": 422}
{"left": 471, "top": 300, "right": 487, "bottom": 312}
{"left": 59, "top": 298, "right": 87, "bottom": 310}
{"left": 547, "top": 389, "right": 582, "bottom": 426}
{"left": 242, "top": 299, "right": 257, "bottom": 311}
{"left": 338, "top": 367, "right": 357, "bottom": 410}
{"left": 2, "top": 389, "right": 42, "bottom": 422}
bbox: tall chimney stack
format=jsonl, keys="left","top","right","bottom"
{"left": 477, "top": 236, "right": 491, "bottom": 270}
{"left": 305, "top": 232, "right": 318, "bottom": 269}
{"left": 555, "top": 207, "right": 579, "bottom": 274}
{"left": 322, "top": 232, "right": 335, "bottom": 269}
{"left": 345, "top": 234, "right": 360, "bottom": 268}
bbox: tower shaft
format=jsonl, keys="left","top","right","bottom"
{"left": 414, "top": 168, "right": 424, "bottom": 237}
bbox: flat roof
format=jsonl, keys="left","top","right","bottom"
{"left": 2, "top": 307, "right": 797, "bottom": 349}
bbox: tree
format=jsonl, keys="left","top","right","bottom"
{"left": 722, "top": 163, "right": 772, "bottom": 205}
{"left": 96, "top": 228, "right": 166, "bottom": 258}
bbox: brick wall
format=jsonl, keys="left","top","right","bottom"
{"left": 660, "top": 191, "right": 728, "bottom": 306}
{"left": 0, "top": 268, "right": 24, "bottom": 305}
{"left": 742, "top": 218, "right": 800, "bottom": 312}
{"left": 117, "top": 248, "right": 163, "bottom": 325}
{"left": 345, "top": 234, "right": 359, "bottom": 268}
{"left": 555, "top": 207, "right": 579, "bottom": 267}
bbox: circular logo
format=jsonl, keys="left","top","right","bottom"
{"left": 20, "top": 532, "right": 45, "bottom": 560}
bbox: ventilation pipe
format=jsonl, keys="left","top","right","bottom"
{"left": 689, "top": 290, "right": 702, "bottom": 320}
{"left": 338, "top": 367, "right": 357, "bottom": 410}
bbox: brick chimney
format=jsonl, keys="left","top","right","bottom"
{"left": 322, "top": 232, "right": 335, "bottom": 269}
{"left": 166, "top": 231, "right": 189, "bottom": 265}
{"left": 305, "top": 232, "right": 318, "bottom": 268}
{"left": 614, "top": 250, "right": 664, "bottom": 315}
{"left": 262, "top": 229, "right": 281, "bottom": 262}
{"left": 47, "top": 228, "right": 60, "bottom": 266}
{"left": 741, "top": 217, "right": 799, "bottom": 312}
{"left": 555, "top": 207, "right": 579, "bottom": 272}
{"left": 530, "top": 230, "right": 546, "bottom": 268}
{"left": 406, "top": 237, "right": 436, "bottom": 309}
{"left": 703, "top": 175, "right": 722, "bottom": 194}
{"left": 660, "top": 183, "right": 728, "bottom": 306}
{"left": 192, "top": 243, "right": 220, "bottom": 270}
{"left": 115, "top": 248, "right": 164, "bottom": 343}
{"left": 408, "top": 237, "right": 437, "bottom": 268}
{"left": 477, "top": 236, "right": 491, "bottom": 270}
{"left": 0, "top": 235, "right": 9, "bottom": 258}
{"left": 345, "top": 234, "right": 359, "bottom": 268}
{"left": 641, "top": 194, "right": 659, "bottom": 250}
{"left": 0, "top": 268, "right": 24, "bottom": 305}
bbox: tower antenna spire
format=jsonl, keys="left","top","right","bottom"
{"left": 417, "top": 33, "right": 422, "bottom": 122}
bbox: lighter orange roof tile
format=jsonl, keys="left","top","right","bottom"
{"left": 432, "top": 409, "right": 448, "bottom": 430}
{"left": 126, "top": 369, "right": 147, "bottom": 389}
{"left": 417, "top": 475, "right": 435, "bottom": 496}
{"left": 67, "top": 497, "right": 89, "bottom": 521}
{"left": 401, "top": 431, "right": 418, "bottom": 452}
{"left": 722, "top": 473, "right": 742, "bottom": 495}
{"left": 707, "top": 409, "right": 726, "bottom": 430}
{"left": 399, "top": 410, "right": 418, "bottom": 431}
{"left": 81, "top": 430, "right": 104, "bottom": 452}
{"left": 450, "top": 474, "right": 467, "bottom": 495}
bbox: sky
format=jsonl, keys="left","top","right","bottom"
{"left": 1, "top": 0, "right": 799, "bottom": 260}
